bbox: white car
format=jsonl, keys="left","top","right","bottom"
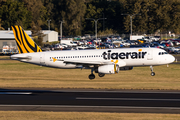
{"left": 112, "top": 39, "right": 123, "bottom": 44}
{"left": 61, "top": 43, "right": 69, "bottom": 48}
{"left": 121, "top": 42, "right": 130, "bottom": 46}
{"left": 76, "top": 45, "right": 89, "bottom": 50}
{"left": 54, "top": 44, "right": 64, "bottom": 50}
{"left": 175, "top": 41, "right": 180, "bottom": 45}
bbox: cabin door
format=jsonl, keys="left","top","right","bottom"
{"left": 147, "top": 50, "right": 153, "bottom": 60}
{"left": 40, "top": 53, "right": 45, "bottom": 65}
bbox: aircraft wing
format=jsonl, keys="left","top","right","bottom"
{"left": 63, "top": 60, "right": 112, "bottom": 65}
{"left": 63, "top": 59, "right": 126, "bottom": 67}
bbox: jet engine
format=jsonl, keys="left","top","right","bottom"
{"left": 95, "top": 64, "right": 119, "bottom": 74}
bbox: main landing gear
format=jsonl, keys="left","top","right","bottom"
{"left": 89, "top": 74, "right": 95, "bottom": 80}
{"left": 150, "top": 65, "right": 155, "bottom": 76}
{"left": 98, "top": 73, "right": 105, "bottom": 77}
{"left": 89, "top": 69, "right": 95, "bottom": 80}
{"left": 88, "top": 69, "right": 105, "bottom": 80}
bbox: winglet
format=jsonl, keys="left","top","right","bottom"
{"left": 11, "top": 25, "right": 42, "bottom": 54}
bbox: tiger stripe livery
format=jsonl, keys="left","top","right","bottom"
{"left": 11, "top": 25, "right": 42, "bottom": 53}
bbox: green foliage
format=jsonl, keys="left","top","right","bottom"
{"left": 1, "top": 0, "right": 180, "bottom": 35}
{"left": 0, "top": 0, "right": 32, "bottom": 29}
{"left": 98, "top": 28, "right": 117, "bottom": 36}
{"left": 31, "top": 21, "right": 44, "bottom": 47}
{"left": 0, "top": 19, "right": 5, "bottom": 30}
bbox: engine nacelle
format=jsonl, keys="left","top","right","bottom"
{"left": 95, "top": 64, "right": 119, "bottom": 74}
{"left": 119, "top": 67, "right": 133, "bottom": 71}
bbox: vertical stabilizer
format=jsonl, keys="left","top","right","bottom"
{"left": 11, "top": 25, "right": 42, "bottom": 53}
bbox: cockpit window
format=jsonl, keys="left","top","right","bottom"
{"left": 159, "top": 52, "right": 168, "bottom": 55}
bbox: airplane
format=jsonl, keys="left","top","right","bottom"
{"left": 11, "top": 25, "right": 175, "bottom": 80}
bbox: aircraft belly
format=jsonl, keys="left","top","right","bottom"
{"left": 125, "top": 59, "right": 143, "bottom": 66}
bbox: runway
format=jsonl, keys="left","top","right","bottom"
{"left": 0, "top": 88, "right": 180, "bottom": 113}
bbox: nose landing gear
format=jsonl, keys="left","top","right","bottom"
{"left": 150, "top": 65, "right": 155, "bottom": 76}
{"left": 89, "top": 69, "right": 95, "bottom": 80}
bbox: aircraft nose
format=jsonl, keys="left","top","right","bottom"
{"left": 169, "top": 55, "right": 175, "bottom": 63}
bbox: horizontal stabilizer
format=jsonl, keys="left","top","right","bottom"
{"left": 11, "top": 54, "right": 31, "bottom": 60}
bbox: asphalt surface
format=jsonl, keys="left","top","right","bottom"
{"left": 1, "top": 88, "right": 180, "bottom": 113}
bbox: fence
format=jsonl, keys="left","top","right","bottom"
{"left": 96, "top": 33, "right": 180, "bottom": 40}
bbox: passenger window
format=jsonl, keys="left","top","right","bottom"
{"left": 159, "top": 52, "right": 161, "bottom": 55}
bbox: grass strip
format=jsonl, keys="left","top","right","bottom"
{"left": 0, "top": 111, "right": 180, "bottom": 120}
{"left": 0, "top": 60, "right": 180, "bottom": 90}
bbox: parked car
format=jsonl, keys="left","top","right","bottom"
{"left": 76, "top": 45, "right": 89, "bottom": 50}
{"left": 121, "top": 41, "right": 130, "bottom": 46}
{"left": 165, "top": 47, "right": 180, "bottom": 53}
{"left": 86, "top": 40, "right": 93, "bottom": 45}
{"left": 61, "top": 43, "right": 69, "bottom": 48}
{"left": 88, "top": 44, "right": 96, "bottom": 49}
{"left": 54, "top": 44, "right": 64, "bottom": 50}
{"left": 153, "top": 36, "right": 161, "bottom": 41}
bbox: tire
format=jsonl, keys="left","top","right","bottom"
{"left": 89, "top": 74, "right": 95, "bottom": 80}
{"left": 98, "top": 73, "right": 105, "bottom": 77}
{"left": 151, "top": 72, "right": 155, "bottom": 76}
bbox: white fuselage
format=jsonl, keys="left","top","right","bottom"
{"left": 11, "top": 48, "right": 175, "bottom": 69}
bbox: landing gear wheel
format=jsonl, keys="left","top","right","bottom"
{"left": 150, "top": 66, "right": 155, "bottom": 76}
{"left": 151, "top": 72, "right": 155, "bottom": 76}
{"left": 98, "top": 73, "right": 105, "bottom": 77}
{"left": 89, "top": 74, "right": 95, "bottom": 80}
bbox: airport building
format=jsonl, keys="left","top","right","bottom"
{"left": 0, "top": 30, "right": 58, "bottom": 54}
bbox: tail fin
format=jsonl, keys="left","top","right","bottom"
{"left": 11, "top": 25, "right": 42, "bottom": 53}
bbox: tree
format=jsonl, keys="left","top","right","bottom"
{"left": 0, "top": 19, "right": 5, "bottom": 30}
{"left": 60, "top": 0, "right": 86, "bottom": 36}
{"left": 0, "top": 0, "right": 32, "bottom": 29}
{"left": 122, "top": 0, "right": 144, "bottom": 34}
{"left": 31, "top": 21, "right": 44, "bottom": 47}
{"left": 20, "top": 0, "right": 47, "bottom": 28}
{"left": 41, "top": 0, "right": 54, "bottom": 29}
{"left": 84, "top": 0, "right": 124, "bottom": 35}
{"left": 168, "top": 0, "right": 180, "bottom": 33}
